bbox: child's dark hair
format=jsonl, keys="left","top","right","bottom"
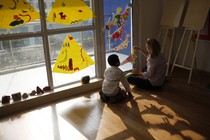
{"left": 146, "top": 38, "right": 161, "bottom": 57}
{"left": 108, "top": 54, "right": 119, "bottom": 66}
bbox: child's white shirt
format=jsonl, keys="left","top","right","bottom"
{"left": 102, "top": 66, "right": 131, "bottom": 96}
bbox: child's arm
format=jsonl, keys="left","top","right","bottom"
{"left": 120, "top": 73, "right": 133, "bottom": 98}
{"left": 127, "top": 91, "right": 133, "bottom": 99}
{"left": 120, "top": 74, "right": 132, "bottom": 92}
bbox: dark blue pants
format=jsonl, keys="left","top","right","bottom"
{"left": 127, "top": 66, "right": 162, "bottom": 90}
{"left": 99, "top": 88, "right": 126, "bottom": 103}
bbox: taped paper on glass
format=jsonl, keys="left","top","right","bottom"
{"left": 53, "top": 34, "right": 95, "bottom": 74}
{"left": 0, "top": 0, "right": 40, "bottom": 29}
{"left": 46, "top": 0, "right": 96, "bottom": 25}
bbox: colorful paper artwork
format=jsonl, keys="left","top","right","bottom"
{"left": 46, "top": 0, "right": 96, "bottom": 25}
{"left": 105, "top": 7, "right": 122, "bottom": 30}
{"left": 120, "top": 55, "right": 132, "bottom": 65}
{"left": 108, "top": 22, "right": 126, "bottom": 41}
{"left": 105, "top": 3, "right": 132, "bottom": 30}
{"left": 111, "top": 34, "right": 130, "bottom": 51}
{"left": 52, "top": 34, "right": 95, "bottom": 74}
{"left": 105, "top": 3, "right": 133, "bottom": 65}
{"left": 131, "top": 47, "right": 137, "bottom": 63}
{"left": 105, "top": 3, "right": 132, "bottom": 52}
{"left": 0, "top": 0, "right": 40, "bottom": 29}
{"left": 120, "top": 46, "right": 137, "bottom": 65}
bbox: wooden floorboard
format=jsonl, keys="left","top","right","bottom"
{"left": 0, "top": 68, "right": 210, "bottom": 140}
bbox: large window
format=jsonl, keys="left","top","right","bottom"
{"left": 0, "top": 0, "right": 135, "bottom": 102}
{"left": 0, "top": 0, "right": 97, "bottom": 100}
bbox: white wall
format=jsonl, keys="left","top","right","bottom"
{"left": 174, "top": 0, "right": 210, "bottom": 72}
{"left": 196, "top": 41, "right": 210, "bottom": 72}
{"left": 138, "top": 0, "right": 210, "bottom": 72}
{"left": 138, "top": 0, "right": 163, "bottom": 68}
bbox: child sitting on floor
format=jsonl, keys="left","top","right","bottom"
{"left": 99, "top": 54, "right": 133, "bottom": 103}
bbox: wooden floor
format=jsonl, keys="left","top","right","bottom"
{"left": 0, "top": 68, "right": 210, "bottom": 140}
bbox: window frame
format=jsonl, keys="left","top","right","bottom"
{"left": 0, "top": 0, "right": 104, "bottom": 89}
{"left": 0, "top": 0, "right": 140, "bottom": 94}
{"left": 0, "top": 0, "right": 142, "bottom": 116}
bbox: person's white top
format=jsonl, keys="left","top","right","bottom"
{"left": 143, "top": 53, "right": 166, "bottom": 86}
{"left": 102, "top": 66, "right": 131, "bottom": 96}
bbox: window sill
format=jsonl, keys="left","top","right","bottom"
{"left": 0, "top": 78, "right": 103, "bottom": 118}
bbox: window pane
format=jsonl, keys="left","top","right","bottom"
{"left": 104, "top": 0, "right": 132, "bottom": 71}
{"left": 0, "top": 66, "right": 48, "bottom": 97}
{"left": 44, "top": 0, "right": 94, "bottom": 30}
{"left": 0, "top": 37, "right": 48, "bottom": 97}
{"left": 0, "top": 37, "right": 44, "bottom": 71}
{"left": 49, "top": 31, "right": 95, "bottom": 87}
{"left": 0, "top": 0, "right": 97, "bottom": 100}
{"left": 0, "top": 40, "right": 13, "bottom": 70}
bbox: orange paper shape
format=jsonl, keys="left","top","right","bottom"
{"left": 120, "top": 55, "right": 132, "bottom": 65}
{"left": 53, "top": 34, "right": 95, "bottom": 74}
{"left": 0, "top": 0, "right": 40, "bottom": 29}
{"left": 46, "top": 0, "right": 96, "bottom": 25}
